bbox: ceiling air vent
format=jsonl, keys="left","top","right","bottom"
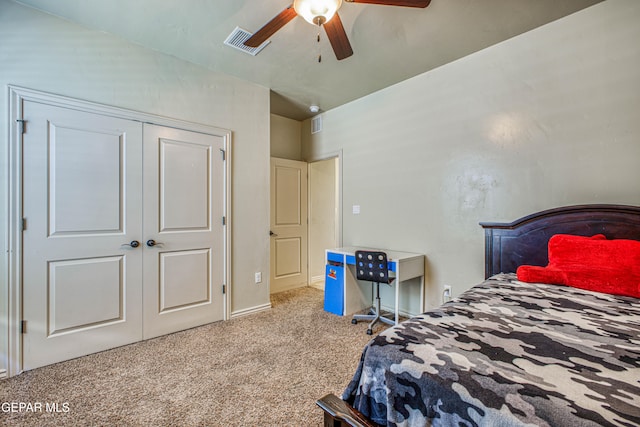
{"left": 224, "top": 27, "right": 270, "bottom": 56}
{"left": 311, "top": 115, "right": 322, "bottom": 134}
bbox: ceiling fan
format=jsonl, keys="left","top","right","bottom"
{"left": 244, "top": 0, "right": 431, "bottom": 61}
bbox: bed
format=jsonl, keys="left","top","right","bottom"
{"left": 317, "top": 204, "right": 640, "bottom": 427}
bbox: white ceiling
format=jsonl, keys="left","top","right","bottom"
{"left": 14, "top": 0, "right": 603, "bottom": 120}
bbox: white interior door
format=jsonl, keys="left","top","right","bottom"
{"left": 270, "top": 157, "right": 308, "bottom": 293}
{"left": 22, "top": 101, "right": 144, "bottom": 370}
{"left": 142, "top": 124, "right": 225, "bottom": 339}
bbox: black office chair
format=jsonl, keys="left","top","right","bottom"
{"left": 351, "top": 250, "right": 395, "bottom": 335}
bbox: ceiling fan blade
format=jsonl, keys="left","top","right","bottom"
{"left": 344, "top": 0, "right": 431, "bottom": 7}
{"left": 244, "top": 5, "right": 298, "bottom": 47}
{"left": 324, "top": 13, "right": 353, "bottom": 61}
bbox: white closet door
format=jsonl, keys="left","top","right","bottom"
{"left": 22, "top": 101, "right": 144, "bottom": 370}
{"left": 142, "top": 124, "right": 225, "bottom": 339}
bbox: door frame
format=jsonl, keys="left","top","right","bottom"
{"left": 5, "top": 86, "right": 232, "bottom": 378}
{"left": 306, "top": 150, "right": 343, "bottom": 287}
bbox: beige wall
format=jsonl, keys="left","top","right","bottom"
{"left": 270, "top": 114, "right": 302, "bottom": 161}
{"left": 0, "top": 0, "right": 272, "bottom": 374}
{"left": 303, "top": 0, "right": 640, "bottom": 309}
{"left": 308, "top": 158, "right": 339, "bottom": 284}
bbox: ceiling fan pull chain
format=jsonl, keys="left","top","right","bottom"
{"left": 317, "top": 22, "right": 322, "bottom": 63}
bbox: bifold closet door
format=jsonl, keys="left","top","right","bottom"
{"left": 141, "top": 124, "right": 225, "bottom": 339}
{"left": 22, "top": 101, "right": 144, "bottom": 370}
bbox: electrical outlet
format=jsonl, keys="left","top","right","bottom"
{"left": 443, "top": 285, "right": 452, "bottom": 303}
{"left": 255, "top": 272, "right": 262, "bottom": 284}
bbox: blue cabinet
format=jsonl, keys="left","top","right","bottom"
{"left": 324, "top": 264, "right": 344, "bottom": 315}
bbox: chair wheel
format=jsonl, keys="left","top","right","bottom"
{"left": 351, "top": 319, "right": 358, "bottom": 325}
{"left": 366, "top": 329, "right": 373, "bottom": 335}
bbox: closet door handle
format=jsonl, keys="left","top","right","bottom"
{"left": 121, "top": 240, "right": 141, "bottom": 248}
{"left": 270, "top": 230, "right": 278, "bottom": 237}
{"left": 146, "top": 239, "right": 164, "bottom": 247}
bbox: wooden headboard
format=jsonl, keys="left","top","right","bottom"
{"left": 480, "top": 204, "right": 640, "bottom": 278}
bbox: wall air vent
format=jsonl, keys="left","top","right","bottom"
{"left": 224, "top": 27, "right": 270, "bottom": 56}
{"left": 311, "top": 115, "right": 322, "bottom": 134}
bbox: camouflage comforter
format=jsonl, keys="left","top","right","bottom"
{"left": 343, "top": 273, "right": 640, "bottom": 427}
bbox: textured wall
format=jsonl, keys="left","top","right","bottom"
{"left": 270, "top": 114, "right": 302, "bottom": 161}
{"left": 303, "top": 0, "right": 640, "bottom": 309}
{"left": 0, "top": 0, "right": 272, "bottom": 374}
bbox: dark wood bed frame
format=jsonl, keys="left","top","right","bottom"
{"left": 480, "top": 204, "right": 640, "bottom": 278}
{"left": 317, "top": 204, "right": 640, "bottom": 427}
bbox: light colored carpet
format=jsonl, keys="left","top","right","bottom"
{"left": 0, "top": 287, "right": 386, "bottom": 426}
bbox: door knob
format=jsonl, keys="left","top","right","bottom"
{"left": 146, "top": 239, "right": 164, "bottom": 247}
{"left": 270, "top": 230, "right": 278, "bottom": 236}
{"left": 121, "top": 240, "right": 140, "bottom": 248}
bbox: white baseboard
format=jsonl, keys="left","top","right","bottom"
{"left": 230, "top": 303, "right": 272, "bottom": 319}
{"left": 309, "top": 282, "right": 324, "bottom": 291}
{"left": 271, "top": 283, "right": 308, "bottom": 294}
{"left": 380, "top": 304, "right": 414, "bottom": 319}
{"left": 310, "top": 275, "right": 324, "bottom": 291}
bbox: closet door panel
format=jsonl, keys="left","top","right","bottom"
{"left": 22, "top": 100, "right": 143, "bottom": 370}
{"left": 142, "top": 124, "right": 225, "bottom": 339}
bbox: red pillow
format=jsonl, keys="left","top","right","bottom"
{"left": 547, "top": 234, "right": 606, "bottom": 268}
{"left": 516, "top": 265, "right": 564, "bottom": 285}
{"left": 516, "top": 234, "right": 640, "bottom": 298}
{"left": 517, "top": 234, "right": 607, "bottom": 284}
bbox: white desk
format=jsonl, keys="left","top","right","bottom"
{"left": 325, "top": 247, "right": 425, "bottom": 324}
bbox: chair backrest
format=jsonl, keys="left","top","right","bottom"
{"left": 355, "top": 251, "right": 390, "bottom": 284}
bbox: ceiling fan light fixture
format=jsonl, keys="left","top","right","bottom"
{"left": 294, "top": 0, "right": 342, "bottom": 26}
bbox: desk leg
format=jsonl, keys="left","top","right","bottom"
{"left": 394, "top": 277, "right": 399, "bottom": 325}
{"left": 420, "top": 275, "right": 425, "bottom": 314}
